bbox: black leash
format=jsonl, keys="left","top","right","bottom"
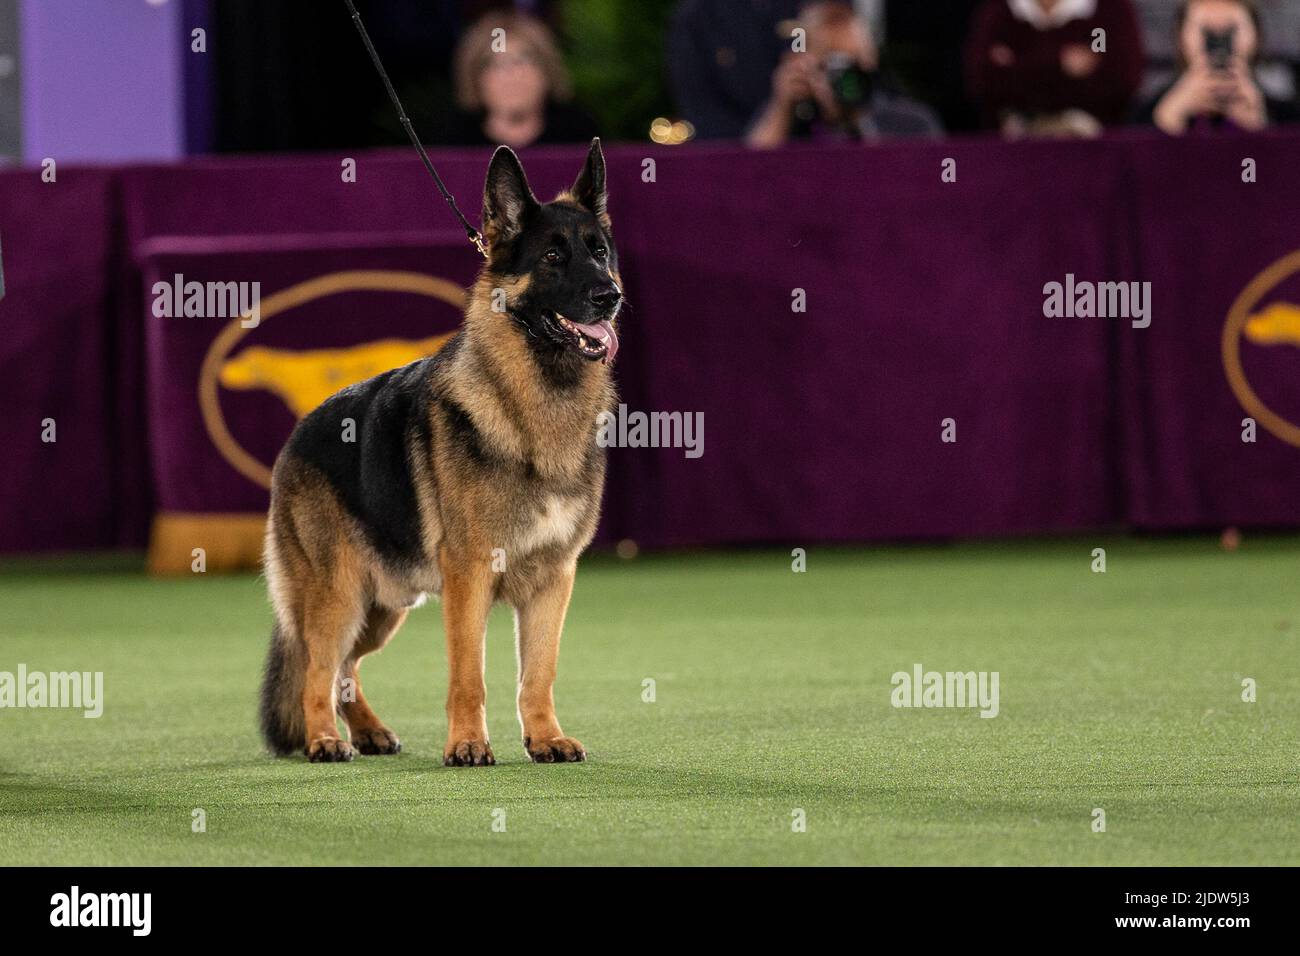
{"left": 344, "top": 0, "right": 487, "bottom": 258}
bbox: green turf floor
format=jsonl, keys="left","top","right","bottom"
{"left": 1, "top": 537, "right": 1297, "bottom": 866}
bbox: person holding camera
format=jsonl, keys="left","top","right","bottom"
{"left": 746, "top": 0, "right": 941, "bottom": 148}
{"left": 1143, "top": 0, "right": 1294, "bottom": 134}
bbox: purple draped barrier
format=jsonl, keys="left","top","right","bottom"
{"left": 609, "top": 139, "right": 1131, "bottom": 546}
{"left": 2, "top": 134, "right": 1299, "bottom": 561}
{"left": 0, "top": 168, "right": 150, "bottom": 553}
{"left": 1118, "top": 132, "right": 1300, "bottom": 531}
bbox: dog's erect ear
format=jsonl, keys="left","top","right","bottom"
{"left": 570, "top": 138, "right": 609, "bottom": 227}
{"left": 483, "top": 146, "right": 538, "bottom": 245}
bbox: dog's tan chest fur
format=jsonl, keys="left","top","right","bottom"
{"left": 514, "top": 494, "right": 586, "bottom": 554}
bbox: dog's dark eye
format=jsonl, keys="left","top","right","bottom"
{"left": 592, "top": 246, "right": 608, "bottom": 261}
{"left": 543, "top": 249, "right": 562, "bottom": 264}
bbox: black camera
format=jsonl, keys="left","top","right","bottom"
{"left": 1203, "top": 25, "right": 1237, "bottom": 70}
{"left": 823, "top": 52, "right": 875, "bottom": 109}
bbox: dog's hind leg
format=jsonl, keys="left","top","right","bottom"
{"left": 339, "top": 605, "right": 407, "bottom": 755}
{"left": 301, "top": 589, "right": 366, "bottom": 763}
{"left": 515, "top": 561, "right": 585, "bottom": 763}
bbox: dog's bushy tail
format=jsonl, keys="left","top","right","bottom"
{"left": 259, "top": 622, "right": 305, "bottom": 756}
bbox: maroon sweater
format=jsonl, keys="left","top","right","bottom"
{"left": 965, "top": 0, "right": 1145, "bottom": 127}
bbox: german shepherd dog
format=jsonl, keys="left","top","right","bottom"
{"left": 259, "top": 139, "right": 620, "bottom": 765}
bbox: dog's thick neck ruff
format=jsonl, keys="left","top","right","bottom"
{"left": 442, "top": 277, "right": 615, "bottom": 484}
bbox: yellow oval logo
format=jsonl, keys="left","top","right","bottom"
{"left": 198, "top": 270, "right": 465, "bottom": 489}
{"left": 1223, "top": 250, "right": 1300, "bottom": 448}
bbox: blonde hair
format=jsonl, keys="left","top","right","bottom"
{"left": 452, "top": 13, "right": 573, "bottom": 112}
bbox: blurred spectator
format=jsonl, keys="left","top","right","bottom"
{"left": 965, "top": 0, "right": 1145, "bottom": 136}
{"left": 444, "top": 12, "right": 597, "bottom": 148}
{"left": 746, "top": 1, "right": 942, "bottom": 147}
{"left": 1139, "top": 0, "right": 1297, "bottom": 133}
{"left": 668, "top": 0, "right": 801, "bottom": 140}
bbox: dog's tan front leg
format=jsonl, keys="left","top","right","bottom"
{"left": 515, "top": 562, "right": 585, "bottom": 763}
{"left": 439, "top": 549, "right": 496, "bottom": 766}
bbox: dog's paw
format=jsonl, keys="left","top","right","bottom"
{"left": 525, "top": 736, "right": 586, "bottom": 763}
{"left": 306, "top": 736, "right": 355, "bottom": 763}
{"left": 352, "top": 726, "right": 401, "bottom": 756}
{"left": 444, "top": 739, "right": 495, "bottom": 766}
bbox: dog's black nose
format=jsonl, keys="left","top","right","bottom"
{"left": 588, "top": 283, "right": 621, "bottom": 310}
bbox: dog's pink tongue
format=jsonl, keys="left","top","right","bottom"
{"left": 572, "top": 319, "right": 619, "bottom": 364}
